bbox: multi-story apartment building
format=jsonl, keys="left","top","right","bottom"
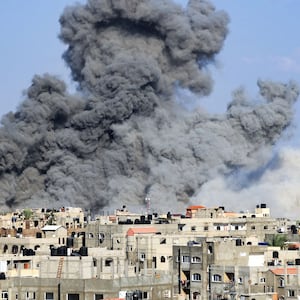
{"left": 0, "top": 203, "right": 297, "bottom": 300}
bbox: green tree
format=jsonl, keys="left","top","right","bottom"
{"left": 271, "top": 234, "right": 287, "bottom": 249}
{"left": 46, "top": 210, "right": 56, "bottom": 225}
{"left": 23, "top": 208, "right": 33, "bottom": 220}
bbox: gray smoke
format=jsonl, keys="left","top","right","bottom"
{"left": 0, "top": 0, "right": 298, "bottom": 212}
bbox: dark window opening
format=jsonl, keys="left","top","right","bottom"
{"left": 68, "top": 294, "right": 79, "bottom": 300}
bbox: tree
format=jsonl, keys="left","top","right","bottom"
{"left": 271, "top": 234, "right": 287, "bottom": 249}
{"left": 23, "top": 208, "right": 33, "bottom": 220}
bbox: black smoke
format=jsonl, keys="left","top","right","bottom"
{"left": 0, "top": 0, "right": 298, "bottom": 212}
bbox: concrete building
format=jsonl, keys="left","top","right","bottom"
{"left": 0, "top": 203, "right": 298, "bottom": 299}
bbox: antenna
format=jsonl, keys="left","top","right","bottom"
{"left": 145, "top": 196, "right": 151, "bottom": 215}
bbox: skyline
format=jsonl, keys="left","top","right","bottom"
{"left": 0, "top": 0, "right": 300, "bottom": 219}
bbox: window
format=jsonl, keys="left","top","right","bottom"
{"left": 212, "top": 274, "right": 222, "bottom": 282}
{"left": 191, "top": 226, "right": 196, "bottom": 231}
{"left": 45, "top": 293, "right": 54, "bottom": 300}
{"left": 191, "top": 256, "right": 201, "bottom": 263}
{"left": 178, "top": 224, "right": 185, "bottom": 231}
{"left": 152, "top": 257, "right": 157, "bottom": 268}
{"left": 260, "top": 277, "right": 266, "bottom": 283}
{"left": 238, "top": 277, "right": 243, "bottom": 284}
{"left": 12, "top": 245, "right": 18, "bottom": 254}
{"left": 105, "top": 258, "right": 113, "bottom": 267}
{"left": 163, "top": 290, "right": 170, "bottom": 298}
{"left": 182, "top": 256, "right": 190, "bottom": 263}
{"left": 94, "top": 294, "right": 103, "bottom": 300}
{"left": 26, "top": 292, "right": 36, "bottom": 300}
{"left": 216, "top": 226, "right": 221, "bottom": 231}
{"left": 288, "top": 290, "right": 295, "bottom": 297}
{"left": 225, "top": 272, "right": 234, "bottom": 282}
{"left": 235, "top": 225, "right": 239, "bottom": 230}
{"left": 204, "top": 226, "right": 208, "bottom": 231}
{"left": 68, "top": 294, "right": 79, "bottom": 300}
{"left": 143, "top": 291, "right": 148, "bottom": 299}
{"left": 251, "top": 226, "right": 256, "bottom": 230}
{"left": 192, "top": 273, "right": 201, "bottom": 281}
{"left": 140, "top": 253, "right": 146, "bottom": 261}
{"left": 1, "top": 291, "right": 8, "bottom": 300}
{"left": 160, "top": 256, "right": 166, "bottom": 263}
{"left": 264, "top": 225, "right": 268, "bottom": 230}
{"left": 99, "top": 233, "right": 105, "bottom": 244}
{"left": 279, "top": 277, "right": 285, "bottom": 287}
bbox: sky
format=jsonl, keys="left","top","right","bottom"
{"left": 0, "top": 0, "right": 300, "bottom": 218}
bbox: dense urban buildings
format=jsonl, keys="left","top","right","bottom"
{"left": 0, "top": 204, "right": 298, "bottom": 300}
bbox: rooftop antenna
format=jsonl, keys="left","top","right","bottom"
{"left": 145, "top": 196, "right": 151, "bottom": 215}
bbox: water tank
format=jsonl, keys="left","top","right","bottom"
{"left": 132, "top": 291, "right": 142, "bottom": 300}
{"left": 236, "top": 239, "right": 242, "bottom": 246}
{"left": 79, "top": 246, "right": 88, "bottom": 256}
{"left": 57, "top": 246, "right": 67, "bottom": 256}
{"left": 51, "top": 248, "right": 58, "bottom": 256}
{"left": 28, "top": 249, "right": 35, "bottom": 256}
{"left": 81, "top": 232, "right": 86, "bottom": 247}
{"left": 291, "top": 225, "right": 298, "bottom": 234}
{"left": 66, "top": 237, "right": 74, "bottom": 248}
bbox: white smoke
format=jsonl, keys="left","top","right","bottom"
{"left": 194, "top": 147, "right": 300, "bottom": 219}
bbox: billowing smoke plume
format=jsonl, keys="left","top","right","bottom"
{"left": 0, "top": 0, "right": 298, "bottom": 213}
{"left": 195, "top": 147, "right": 300, "bottom": 219}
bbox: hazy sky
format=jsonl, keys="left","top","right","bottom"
{"left": 0, "top": 0, "right": 300, "bottom": 217}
